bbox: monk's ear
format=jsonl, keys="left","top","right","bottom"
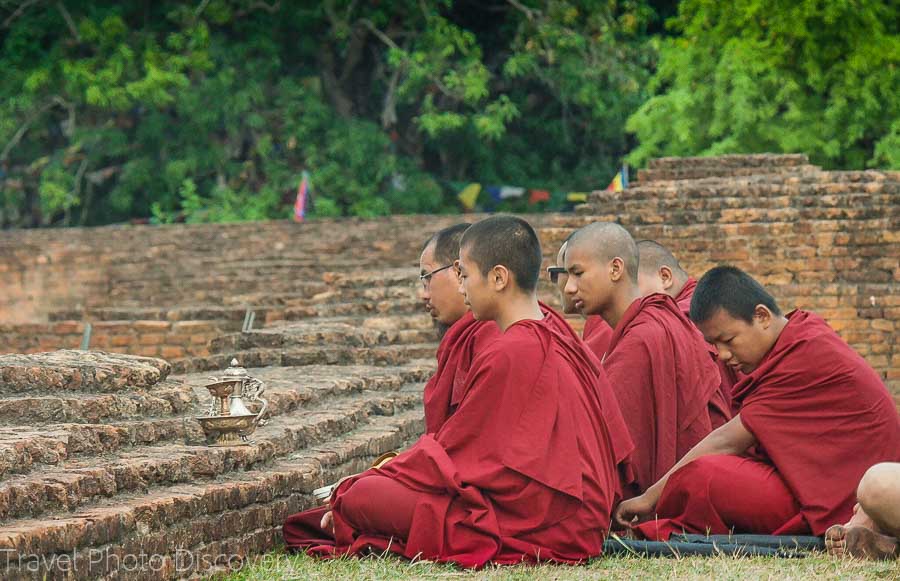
{"left": 491, "top": 265, "right": 510, "bottom": 291}
{"left": 609, "top": 257, "right": 625, "bottom": 282}
{"left": 753, "top": 304, "right": 773, "bottom": 328}
{"left": 659, "top": 266, "right": 674, "bottom": 290}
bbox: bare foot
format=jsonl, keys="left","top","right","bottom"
{"left": 826, "top": 524, "right": 899, "bottom": 560}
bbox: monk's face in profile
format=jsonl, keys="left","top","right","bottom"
{"left": 697, "top": 306, "right": 779, "bottom": 374}
{"left": 456, "top": 246, "right": 497, "bottom": 322}
{"left": 419, "top": 243, "right": 467, "bottom": 326}
{"left": 563, "top": 242, "right": 615, "bottom": 316}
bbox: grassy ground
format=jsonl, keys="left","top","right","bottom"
{"left": 221, "top": 548, "right": 900, "bottom": 580}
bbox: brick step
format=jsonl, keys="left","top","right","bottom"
{"left": 637, "top": 164, "right": 821, "bottom": 182}
{"left": 603, "top": 192, "right": 898, "bottom": 215}
{"left": 0, "top": 381, "right": 196, "bottom": 425}
{"left": 0, "top": 382, "right": 425, "bottom": 523}
{"left": 222, "top": 284, "right": 417, "bottom": 308}
{"left": 283, "top": 297, "right": 423, "bottom": 320}
{"left": 216, "top": 316, "right": 435, "bottom": 352}
{"left": 607, "top": 169, "right": 898, "bottom": 192}
{"left": 0, "top": 408, "right": 425, "bottom": 580}
{"left": 0, "top": 351, "right": 170, "bottom": 395}
{"left": 647, "top": 153, "right": 811, "bottom": 170}
{"left": 581, "top": 204, "right": 898, "bottom": 226}
{"left": 173, "top": 343, "right": 437, "bottom": 375}
{"left": 0, "top": 363, "right": 434, "bottom": 479}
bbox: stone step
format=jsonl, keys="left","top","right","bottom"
{"left": 581, "top": 203, "right": 898, "bottom": 226}
{"left": 172, "top": 344, "right": 437, "bottom": 375}
{"left": 0, "top": 408, "right": 425, "bottom": 580}
{"left": 646, "top": 153, "right": 811, "bottom": 170}
{"left": 637, "top": 164, "right": 821, "bottom": 182}
{"left": 602, "top": 192, "right": 898, "bottom": 214}
{"left": 0, "top": 363, "right": 434, "bottom": 480}
{"left": 283, "top": 297, "right": 423, "bottom": 320}
{"left": 0, "top": 351, "right": 170, "bottom": 396}
{"left": 0, "top": 382, "right": 425, "bottom": 523}
{"left": 0, "top": 381, "right": 196, "bottom": 425}
{"left": 219, "top": 316, "right": 435, "bottom": 351}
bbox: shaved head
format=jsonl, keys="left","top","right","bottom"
{"left": 637, "top": 240, "right": 688, "bottom": 279}
{"left": 556, "top": 241, "right": 568, "bottom": 266}
{"left": 567, "top": 222, "right": 639, "bottom": 284}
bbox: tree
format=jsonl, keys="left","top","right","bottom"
{"left": 625, "top": 0, "right": 900, "bottom": 170}
{"left": 0, "top": 0, "right": 656, "bottom": 227}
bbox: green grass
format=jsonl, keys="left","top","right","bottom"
{"left": 221, "top": 548, "right": 900, "bottom": 580}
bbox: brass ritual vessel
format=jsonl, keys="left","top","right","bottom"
{"left": 197, "top": 358, "right": 268, "bottom": 446}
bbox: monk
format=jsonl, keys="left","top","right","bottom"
{"left": 418, "top": 223, "right": 500, "bottom": 434}
{"left": 826, "top": 463, "right": 900, "bottom": 559}
{"left": 636, "top": 239, "right": 737, "bottom": 415}
{"left": 614, "top": 266, "right": 900, "bottom": 540}
{"left": 285, "top": 215, "right": 633, "bottom": 567}
{"left": 549, "top": 239, "right": 613, "bottom": 357}
{"left": 564, "top": 222, "right": 728, "bottom": 495}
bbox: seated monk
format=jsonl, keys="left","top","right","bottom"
{"left": 564, "top": 222, "right": 727, "bottom": 495}
{"left": 282, "top": 223, "right": 500, "bottom": 547}
{"left": 636, "top": 239, "right": 737, "bottom": 419}
{"left": 826, "top": 463, "right": 900, "bottom": 559}
{"left": 614, "top": 266, "right": 900, "bottom": 540}
{"left": 548, "top": 239, "right": 613, "bottom": 357}
{"left": 418, "top": 223, "right": 501, "bottom": 434}
{"left": 284, "top": 215, "right": 633, "bottom": 567}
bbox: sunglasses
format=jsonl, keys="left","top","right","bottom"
{"left": 547, "top": 266, "right": 567, "bottom": 284}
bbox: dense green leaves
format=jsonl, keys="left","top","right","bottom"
{"left": 1, "top": 0, "right": 896, "bottom": 228}
{"left": 626, "top": 0, "right": 900, "bottom": 169}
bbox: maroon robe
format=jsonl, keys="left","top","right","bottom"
{"left": 603, "top": 293, "right": 727, "bottom": 495}
{"left": 676, "top": 277, "right": 737, "bottom": 415}
{"left": 582, "top": 315, "right": 613, "bottom": 360}
{"left": 423, "top": 311, "right": 500, "bottom": 434}
{"left": 284, "top": 309, "right": 633, "bottom": 567}
{"left": 635, "top": 310, "right": 900, "bottom": 539}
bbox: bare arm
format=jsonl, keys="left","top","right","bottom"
{"left": 614, "top": 413, "right": 757, "bottom": 527}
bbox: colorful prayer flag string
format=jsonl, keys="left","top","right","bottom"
{"left": 293, "top": 170, "right": 310, "bottom": 223}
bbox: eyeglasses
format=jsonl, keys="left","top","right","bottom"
{"left": 419, "top": 264, "right": 455, "bottom": 288}
{"left": 547, "top": 266, "right": 566, "bottom": 284}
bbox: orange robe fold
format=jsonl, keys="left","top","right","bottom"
{"left": 602, "top": 293, "right": 728, "bottom": 495}
{"left": 635, "top": 310, "right": 900, "bottom": 539}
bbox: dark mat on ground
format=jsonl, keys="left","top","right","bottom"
{"left": 602, "top": 534, "right": 825, "bottom": 558}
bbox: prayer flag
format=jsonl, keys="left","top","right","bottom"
{"left": 499, "top": 186, "right": 525, "bottom": 199}
{"left": 485, "top": 186, "right": 503, "bottom": 201}
{"left": 293, "top": 170, "right": 310, "bottom": 223}
{"left": 566, "top": 192, "right": 589, "bottom": 203}
{"left": 528, "top": 189, "right": 550, "bottom": 204}
{"left": 606, "top": 165, "right": 629, "bottom": 192}
{"left": 457, "top": 183, "right": 481, "bottom": 210}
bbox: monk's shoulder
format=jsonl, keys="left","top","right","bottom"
{"left": 469, "top": 324, "right": 542, "bottom": 369}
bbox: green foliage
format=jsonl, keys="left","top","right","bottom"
{"left": 626, "top": 0, "right": 900, "bottom": 169}
{"left": 0, "top": 0, "right": 656, "bottom": 227}
{"left": 8, "top": 0, "right": 894, "bottom": 228}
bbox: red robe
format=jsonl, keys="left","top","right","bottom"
{"left": 603, "top": 293, "right": 728, "bottom": 495}
{"left": 286, "top": 310, "right": 633, "bottom": 567}
{"left": 423, "top": 311, "right": 500, "bottom": 434}
{"left": 582, "top": 315, "right": 613, "bottom": 360}
{"left": 636, "top": 310, "right": 900, "bottom": 539}
{"left": 676, "top": 277, "right": 738, "bottom": 415}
